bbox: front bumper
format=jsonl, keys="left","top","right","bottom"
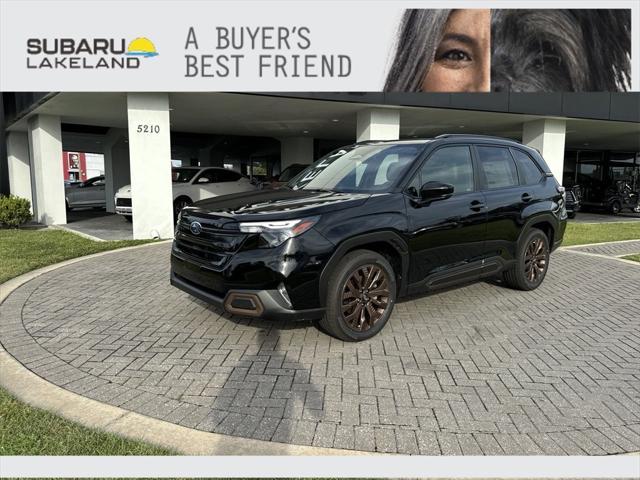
{"left": 170, "top": 269, "right": 325, "bottom": 321}
{"left": 115, "top": 206, "right": 132, "bottom": 216}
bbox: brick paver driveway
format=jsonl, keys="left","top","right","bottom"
{"left": 2, "top": 241, "right": 639, "bottom": 454}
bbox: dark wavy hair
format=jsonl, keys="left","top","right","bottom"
{"left": 384, "top": 9, "right": 451, "bottom": 92}
{"left": 491, "top": 9, "right": 631, "bottom": 92}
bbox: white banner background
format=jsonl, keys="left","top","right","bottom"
{"left": 1, "top": 0, "right": 638, "bottom": 91}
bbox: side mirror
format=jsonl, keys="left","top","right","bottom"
{"left": 420, "top": 181, "right": 454, "bottom": 201}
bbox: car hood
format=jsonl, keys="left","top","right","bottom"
{"left": 116, "top": 185, "right": 132, "bottom": 197}
{"left": 185, "top": 189, "right": 370, "bottom": 220}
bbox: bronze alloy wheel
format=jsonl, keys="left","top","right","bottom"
{"left": 524, "top": 237, "right": 548, "bottom": 283}
{"left": 341, "top": 264, "right": 390, "bottom": 332}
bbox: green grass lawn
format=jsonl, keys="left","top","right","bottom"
{"left": 0, "top": 388, "right": 172, "bottom": 455}
{"left": 0, "top": 228, "right": 170, "bottom": 455}
{"left": 622, "top": 253, "right": 640, "bottom": 262}
{"left": 0, "top": 228, "right": 151, "bottom": 284}
{"left": 562, "top": 222, "right": 640, "bottom": 247}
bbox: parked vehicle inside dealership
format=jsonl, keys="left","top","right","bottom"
{"left": 114, "top": 166, "right": 256, "bottom": 221}
{"left": 259, "top": 163, "right": 309, "bottom": 189}
{"left": 170, "top": 135, "right": 567, "bottom": 341}
{"left": 564, "top": 184, "right": 582, "bottom": 219}
{"left": 65, "top": 175, "right": 106, "bottom": 210}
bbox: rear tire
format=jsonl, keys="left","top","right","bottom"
{"left": 503, "top": 228, "right": 550, "bottom": 291}
{"left": 317, "top": 250, "right": 397, "bottom": 341}
{"left": 123, "top": 215, "right": 132, "bottom": 223}
{"left": 567, "top": 212, "right": 576, "bottom": 219}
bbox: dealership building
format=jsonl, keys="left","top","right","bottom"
{"left": 1, "top": 92, "right": 639, "bottom": 239}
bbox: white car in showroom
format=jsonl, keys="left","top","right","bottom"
{"left": 114, "top": 167, "right": 256, "bottom": 221}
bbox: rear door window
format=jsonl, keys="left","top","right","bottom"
{"left": 476, "top": 146, "right": 519, "bottom": 189}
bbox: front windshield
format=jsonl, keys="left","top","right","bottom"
{"left": 172, "top": 168, "right": 198, "bottom": 183}
{"left": 287, "top": 144, "right": 422, "bottom": 193}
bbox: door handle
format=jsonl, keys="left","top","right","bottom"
{"left": 521, "top": 193, "right": 533, "bottom": 202}
{"left": 470, "top": 200, "right": 485, "bottom": 211}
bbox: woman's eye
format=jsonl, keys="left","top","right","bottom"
{"left": 439, "top": 49, "right": 472, "bottom": 62}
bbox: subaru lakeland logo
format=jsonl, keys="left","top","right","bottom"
{"left": 26, "top": 36, "right": 159, "bottom": 70}
{"left": 190, "top": 221, "right": 203, "bottom": 235}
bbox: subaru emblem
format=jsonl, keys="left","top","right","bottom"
{"left": 190, "top": 221, "right": 203, "bottom": 235}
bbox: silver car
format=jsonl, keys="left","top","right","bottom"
{"left": 65, "top": 175, "right": 106, "bottom": 210}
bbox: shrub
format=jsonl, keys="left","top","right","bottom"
{"left": 0, "top": 195, "right": 32, "bottom": 228}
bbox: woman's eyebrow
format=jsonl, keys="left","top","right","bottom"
{"left": 440, "top": 33, "right": 477, "bottom": 46}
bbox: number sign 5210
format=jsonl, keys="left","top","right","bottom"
{"left": 136, "top": 124, "right": 160, "bottom": 134}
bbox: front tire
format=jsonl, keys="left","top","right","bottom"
{"left": 503, "top": 228, "right": 550, "bottom": 291}
{"left": 174, "top": 197, "right": 192, "bottom": 221}
{"left": 318, "top": 250, "right": 397, "bottom": 341}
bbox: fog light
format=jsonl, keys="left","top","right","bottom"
{"left": 278, "top": 283, "right": 292, "bottom": 308}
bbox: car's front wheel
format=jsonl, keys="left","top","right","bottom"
{"left": 503, "top": 228, "right": 550, "bottom": 291}
{"left": 174, "top": 197, "right": 192, "bottom": 221}
{"left": 318, "top": 249, "right": 397, "bottom": 341}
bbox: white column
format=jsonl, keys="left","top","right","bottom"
{"left": 127, "top": 93, "right": 173, "bottom": 239}
{"left": 280, "top": 137, "right": 314, "bottom": 169}
{"left": 522, "top": 119, "right": 566, "bottom": 182}
{"left": 103, "top": 128, "right": 130, "bottom": 213}
{"left": 27, "top": 115, "right": 66, "bottom": 225}
{"left": 356, "top": 108, "right": 400, "bottom": 142}
{"left": 6, "top": 131, "right": 33, "bottom": 208}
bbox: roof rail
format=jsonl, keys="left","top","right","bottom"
{"left": 435, "top": 134, "right": 521, "bottom": 144}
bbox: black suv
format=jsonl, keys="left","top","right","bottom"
{"left": 171, "top": 135, "right": 567, "bottom": 341}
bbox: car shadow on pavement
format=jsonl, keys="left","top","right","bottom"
{"left": 196, "top": 302, "right": 328, "bottom": 448}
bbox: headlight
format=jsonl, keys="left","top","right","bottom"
{"left": 239, "top": 216, "right": 319, "bottom": 247}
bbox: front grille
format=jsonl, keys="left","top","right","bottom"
{"left": 175, "top": 215, "right": 246, "bottom": 265}
{"left": 116, "top": 198, "right": 132, "bottom": 207}
{"left": 175, "top": 237, "right": 229, "bottom": 266}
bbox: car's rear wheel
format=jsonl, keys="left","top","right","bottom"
{"left": 123, "top": 215, "right": 132, "bottom": 223}
{"left": 318, "top": 250, "right": 396, "bottom": 341}
{"left": 503, "top": 228, "right": 549, "bottom": 291}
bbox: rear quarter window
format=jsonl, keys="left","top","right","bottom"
{"left": 511, "top": 148, "right": 544, "bottom": 185}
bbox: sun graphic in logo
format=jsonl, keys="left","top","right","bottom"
{"left": 126, "top": 37, "right": 158, "bottom": 57}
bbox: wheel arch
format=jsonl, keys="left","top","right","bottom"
{"left": 174, "top": 194, "right": 193, "bottom": 205}
{"left": 520, "top": 214, "right": 556, "bottom": 249}
{"left": 318, "top": 231, "right": 409, "bottom": 305}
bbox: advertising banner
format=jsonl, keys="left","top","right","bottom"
{"left": 1, "top": 0, "right": 638, "bottom": 92}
